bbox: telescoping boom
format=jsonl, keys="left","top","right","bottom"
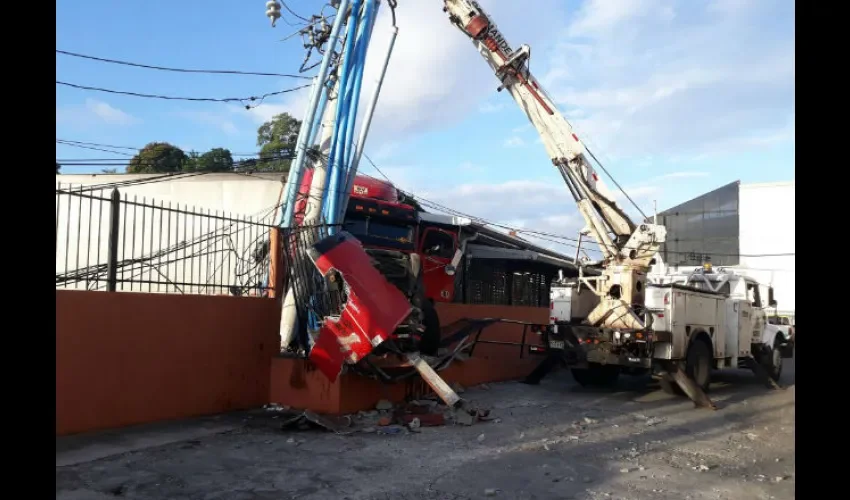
{"left": 441, "top": 0, "right": 667, "bottom": 331}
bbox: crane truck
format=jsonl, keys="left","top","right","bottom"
{"left": 439, "top": 1, "right": 787, "bottom": 405}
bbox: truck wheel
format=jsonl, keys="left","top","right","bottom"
{"left": 685, "top": 339, "right": 712, "bottom": 392}
{"left": 571, "top": 363, "right": 620, "bottom": 387}
{"left": 760, "top": 339, "right": 783, "bottom": 382}
{"left": 418, "top": 300, "right": 441, "bottom": 356}
{"left": 658, "top": 375, "right": 681, "bottom": 396}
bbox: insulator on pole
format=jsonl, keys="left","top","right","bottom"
{"left": 266, "top": 1, "right": 282, "bottom": 27}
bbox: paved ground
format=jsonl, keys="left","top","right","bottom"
{"left": 57, "top": 354, "right": 795, "bottom": 500}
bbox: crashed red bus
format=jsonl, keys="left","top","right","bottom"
{"left": 286, "top": 170, "right": 581, "bottom": 385}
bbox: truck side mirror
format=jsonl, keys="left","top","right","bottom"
{"left": 768, "top": 287, "right": 777, "bottom": 307}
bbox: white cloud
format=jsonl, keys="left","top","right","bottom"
{"left": 539, "top": 0, "right": 794, "bottom": 159}
{"left": 355, "top": 0, "right": 564, "bottom": 142}
{"left": 56, "top": 99, "right": 139, "bottom": 127}
{"left": 568, "top": 0, "right": 675, "bottom": 38}
{"left": 503, "top": 136, "right": 526, "bottom": 148}
{"left": 174, "top": 111, "right": 239, "bottom": 136}
{"left": 479, "top": 100, "right": 505, "bottom": 114}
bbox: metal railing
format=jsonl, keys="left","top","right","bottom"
{"left": 56, "top": 184, "right": 278, "bottom": 296}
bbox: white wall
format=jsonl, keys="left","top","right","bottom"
{"left": 56, "top": 173, "right": 285, "bottom": 217}
{"left": 55, "top": 173, "right": 286, "bottom": 294}
{"left": 738, "top": 181, "right": 795, "bottom": 314}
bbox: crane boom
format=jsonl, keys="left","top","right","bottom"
{"left": 442, "top": 0, "right": 667, "bottom": 331}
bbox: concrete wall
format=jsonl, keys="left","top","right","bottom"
{"left": 56, "top": 290, "right": 281, "bottom": 436}
{"left": 738, "top": 182, "right": 795, "bottom": 313}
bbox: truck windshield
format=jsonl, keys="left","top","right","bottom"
{"left": 343, "top": 216, "right": 413, "bottom": 244}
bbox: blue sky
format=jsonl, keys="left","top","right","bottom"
{"left": 57, "top": 0, "right": 794, "bottom": 250}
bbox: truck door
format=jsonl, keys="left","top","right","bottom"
{"left": 737, "top": 301, "right": 754, "bottom": 357}
{"left": 418, "top": 228, "right": 459, "bottom": 302}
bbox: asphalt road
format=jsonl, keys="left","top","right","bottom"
{"left": 57, "top": 353, "right": 795, "bottom": 500}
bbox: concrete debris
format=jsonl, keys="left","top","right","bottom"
{"left": 407, "top": 418, "right": 421, "bottom": 432}
{"left": 692, "top": 465, "right": 711, "bottom": 472}
{"left": 401, "top": 412, "right": 445, "bottom": 427}
{"left": 375, "top": 400, "right": 394, "bottom": 411}
{"left": 376, "top": 425, "right": 405, "bottom": 435}
{"left": 583, "top": 417, "right": 598, "bottom": 425}
{"left": 477, "top": 433, "right": 486, "bottom": 443}
{"left": 774, "top": 476, "right": 785, "bottom": 482}
{"left": 280, "top": 410, "right": 353, "bottom": 435}
{"left": 264, "top": 403, "right": 289, "bottom": 412}
{"left": 620, "top": 468, "right": 631, "bottom": 473}
{"left": 484, "top": 488, "right": 498, "bottom": 497}
{"left": 645, "top": 417, "right": 666, "bottom": 427}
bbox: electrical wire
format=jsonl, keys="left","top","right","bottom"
{"left": 56, "top": 139, "right": 138, "bottom": 151}
{"left": 360, "top": 153, "right": 794, "bottom": 260}
{"left": 56, "top": 81, "right": 312, "bottom": 108}
{"left": 56, "top": 140, "right": 134, "bottom": 157}
{"left": 281, "top": 0, "right": 312, "bottom": 22}
{"left": 56, "top": 49, "right": 312, "bottom": 79}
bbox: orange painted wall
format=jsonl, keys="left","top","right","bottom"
{"left": 56, "top": 290, "right": 281, "bottom": 436}
{"left": 268, "top": 303, "right": 549, "bottom": 414}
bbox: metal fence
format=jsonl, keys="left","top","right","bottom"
{"left": 56, "top": 184, "right": 278, "bottom": 296}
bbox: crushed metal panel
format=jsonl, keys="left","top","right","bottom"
{"left": 306, "top": 231, "right": 413, "bottom": 381}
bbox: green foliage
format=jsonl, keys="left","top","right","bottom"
{"left": 184, "top": 148, "right": 234, "bottom": 172}
{"left": 126, "top": 142, "right": 188, "bottom": 173}
{"left": 256, "top": 112, "right": 302, "bottom": 172}
{"left": 101, "top": 168, "right": 118, "bottom": 174}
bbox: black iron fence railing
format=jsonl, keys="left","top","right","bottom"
{"left": 56, "top": 184, "right": 277, "bottom": 296}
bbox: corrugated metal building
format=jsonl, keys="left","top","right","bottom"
{"left": 652, "top": 180, "right": 795, "bottom": 318}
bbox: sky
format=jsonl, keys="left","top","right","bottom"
{"left": 56, "top": 0, "right": 795, "bottom": 255}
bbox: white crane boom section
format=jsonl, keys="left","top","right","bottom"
{"left": 442, "top": 0, "right": 667, "bottom": 330}
{"left": 441, "top": 0, "right": 666, "bottom": 266}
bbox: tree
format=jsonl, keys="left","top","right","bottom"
{"left": 257, "top": 112, "right": 302, "bottom": 172}
{"left": 126, "top": 142, "right": 187, "bottom": 173}
{"left": 56, "top": 162, "right": 61, "bottom": 173}
{"left": 196, "top": 148, "right": 234, "bottom": 172}
{"left": 101, "top": 168, "right": 118, "bottom": 174}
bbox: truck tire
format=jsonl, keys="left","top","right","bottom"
{"left": 418, "top": 299, "right": 441, "bottom": 356}
{"left": 685, "top": 339, "right": 712, "bottom": 392}
{"left": 759, "top": 338, "right": 783, "bottom": 382}
{"left": 571, "top": 363, "right": 620, "bottom": 387}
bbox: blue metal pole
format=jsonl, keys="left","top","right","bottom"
{"left": 277, "top": 0, "right": 351, "bottom": 229}
{"left": 323, "top": 0, "right": 363, "bottom": 228}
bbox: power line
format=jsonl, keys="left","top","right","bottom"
{"left": 56, "top": 49, "right": 312, "bottom": 79}
{"left": 56, "top": 139, "right": 138, "bottom": 151}
{"left": 56, "top": 81, "right": 312, "bottom": 108}
{"left": 281, "top": 1, "right": 312, "bottom": 22}
{"left": 360, "top": 153, "right": 794, "bottom": 259}
{"left": 56, "top": 140, "right": 134, "bottom": 157}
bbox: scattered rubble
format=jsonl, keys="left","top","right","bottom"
{"left": 375, "top": 400, "right": 394, "bottom": 411}
{"left": 279, "top": 410, "right": 353, "bottom": 434}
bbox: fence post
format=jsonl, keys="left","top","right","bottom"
{"left": 106, "top": 188, "right": 121, "bottom": 292}
{"left": 268, "top": 227, "right": 285, "bottom": 299}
